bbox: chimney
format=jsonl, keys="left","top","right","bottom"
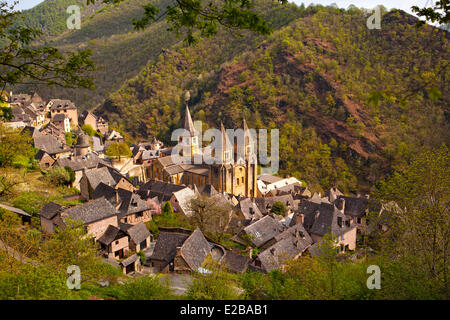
{"left": 337, "top": 198, "right": 345, "bottom": 213}
{"left": 314, "top": 210, "right": 320, "bottom": 221}
{"left": 115, "top": 190, "right": 119, "bottom": 204}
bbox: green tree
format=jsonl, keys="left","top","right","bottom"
{"left": 105, "top": 142, "right": 132, "bottom": 159}
{"left": 412, "top": 0, "right": 449, "bottom": 25}
{"left": 81, "top": 124, "right": 96, "bottom": 137}
{"left": 38, "top": 218, "right": 112, "bottom": 283}
{"left": 0, "top": 123, "right": 34, "bottom": 167}
{"left": 161, "top": 201, "right": 174, "bottom": 219}
{"left": 270, "top": 201, "right": 286, "bottom": 216}
{"left": 374, "top": 145, "right": 449, "bottom": 298}
{"left": 65, "top": 132, "right": 73, "bottom": 146}
{"left": 93, "top": 0, "right": 289, "bottom": 45}
{"left": 46, "top": 166, "right": 72, "bottom": 186}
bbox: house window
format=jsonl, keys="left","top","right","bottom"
{"left": 337, "top": 217, "right": 343, "bottom": 227}
{"left": 357, "top": 217, "right": 362, "bottom": 224}
{"left": 140, "top": 239, "right": 147, "bottom": 250}
{"left": 115, "top": 240, "right": 119, "bottom": 245}
{"left": 241, "top": 177, "right": 244, "bottom": 183}
{"left": 236, "top": 178, "right": 239, "bottom": 185}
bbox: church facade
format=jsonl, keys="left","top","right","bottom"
{"left": 147, "top": 106, "right": 258, "bottom": 198}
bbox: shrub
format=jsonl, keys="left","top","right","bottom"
{"left": 270, "top": 201, "right": 286, "bottom": 216}
{"left": 46, "top": 167, "right": 71, "bottom": 186}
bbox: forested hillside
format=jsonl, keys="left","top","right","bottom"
{"left": 11, "top": 1, "right": 449, "bottom": 193}
{"left": 95, "top": 4, "right": 449, "bottom": 193}
{"left": 13, "top": 0, "right": 181, "bottom": 108}
{"left": 18, "top": 0, "right": 99, "bottom": 36}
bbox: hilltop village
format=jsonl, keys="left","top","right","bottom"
{"left": 1, "top": 92, "right": 388, "bottom": 276}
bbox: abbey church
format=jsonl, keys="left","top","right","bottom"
{"left": 148, "top": 106, "right": 258, "bottom": 198}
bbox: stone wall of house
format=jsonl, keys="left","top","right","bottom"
{"left": 174, "top": 248, "right": 191, "bottom": 272}
{"left": 40, "top": 217, "right": 55, "bottom": 233}
{"left": 116, "top": 178, "right": 134, "bottom": 192}
{"left": 120, "top": 210, "right": 151, "bottom": 225}
{"left": 339, "top": 227, "right": 357, "bottom": 251}
{"left": 109, "top": 237, "right": 129, "bottom": 259}
{"left": 87, "top": 216, "right": 118, "bottom": 240}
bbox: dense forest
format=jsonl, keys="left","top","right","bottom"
{"left": 97, "top": 4, "right": 449, "bottom": 193}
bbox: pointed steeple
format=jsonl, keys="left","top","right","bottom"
{"left": 220, "top": 122, "right": 232, "bottom": 150}
{"left": 242, "top": 118, "right": 249, "bottom": 132}
{"left": 184, "top": 105, "right": 197, "bottom": 136}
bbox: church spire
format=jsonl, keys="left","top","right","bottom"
{"left": 184, "top": 105, "right": 197, "bottom": 136}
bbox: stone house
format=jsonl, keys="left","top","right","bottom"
{"left": 233, "top": 215, "right": 286, "bottom": 249}
{"left": 97, "top": 224, "right": 129, "bottom": 259}
{"left": 35, "top": 150, "right": 56, "bottom": 170}
{"left": 120, "top": 254, "right": 141, "bottom": 275}
{"left": 149, "top": 228, "right": 212, "bottom": 273}
{"left": 52, "top": 113, "right": 70, "bottom": 133}
{"left": 254, "top": 223, "right": 313, "bottom": 272}
{"left": 56, "top": 153, "right": 111, "bottom": 189}
{"left": 38, "top": 201, "right": 66, "bottom": 233}
{"left": 48, "top": 99, "right": 78, "bottom": 127}
{"left": 169, "top": 187, "right": 196, "bottom": 217}
{"left": 117, "top": 191, "right": 153, "bottom": 225}
{"left": 61, "top": 197, "right": 119, "bottom": 241}
{"left": 334, "top": 196, "right": 369, "bottom": 231}
{"left": 305, "top": 202, "right": 357, "bottom": 252}
{"left": 120, "top": 222, "right": 152, "bottom": 252}
{"left": 79, "top": 166, "right": 133, "bottom": 200}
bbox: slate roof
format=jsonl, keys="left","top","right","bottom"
{"left": 293, "top": 200, "right": 321, "bottom": 229}
{"left": 62, "top": 197, "right": 117, "bottom": 225}
{"left": 335, "top": 196, "right": 369, "bottom": 218}
{"left": 325, "top": 187, "right": 344, "bottom": 203}
{"left": 238, "top": 198, "right": 263, "bottom": 220}
{"left": 0, "top": 203, "right": 32, "bottom": 218}
{"left": 138, "top": 180, "right": 186, "bottom": 202}
{"left": 49, "top": 99, "right": 76, "bottom": 110}
{"left": 92, "top": 136, "right": 104, "bottom": 153}
{"left": 221, "top": 251, "right": 251, "bottom": 273}
{"left": 118, "top": 192, "right": 152, "bottom": 218}
{"left": 258, "top": 174, "right": 283, "bottom": 185}
{"left": 172, "top": 187, "right": 196, "bottom": 216}
{"left": 184, "top": 105, "right": 198, "bottom": 136}
{"left": 141, "top": 149, "right": 159, "bottom": 160}
{"left": 84, "top": 166, "right": 121, "bottom": 190}
{"left": 310, "top": 203, "right": 351, "bottom": 237}
{"left": 179, "top": 228, "right": 211, "bottom": 270}
{"left": 97, "top": 225, "right": 127, "bottom": 245}
{"left": 126, "top": 222, "right": 150, "bottom": 245}
{"left": 256, "top": 223, "right": 313, "bottom": 272}
{"left": 34, "top": 135, "right": 70, "bottom": 155}
{"left": 38, "top": 201, "right": 64, "bottom": 220}
{"left": 120, "top": 254, "right": 138, "bottom": 267}
{"left": 92, "top": 182, "right": 118, "bottom": 203}
{"left": 197, "top": 184, "right": 219, "bottom": 197}
{"left": 150, "top": 232, "right": 190, "bottom": 263}
{"left": 242, "top": 215, "right": 285, "bottom": 248}
{"left": 56, "top": 153, "right": 109, "bottom": 172}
